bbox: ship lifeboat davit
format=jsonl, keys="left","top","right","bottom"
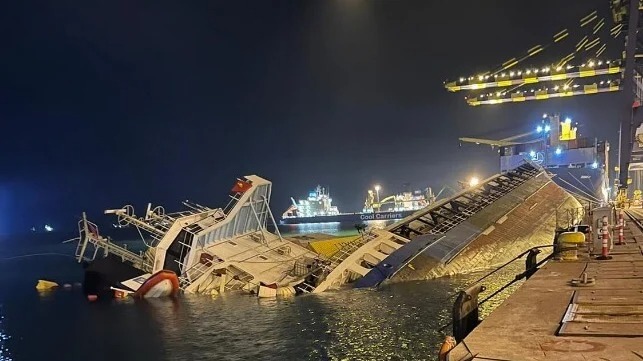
{"left": 132, "top": 270, "right": 179, "bottom": 299}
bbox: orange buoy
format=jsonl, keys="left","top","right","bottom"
{"left": 87, "top": 294, "right": 98, "bottom": 302}
{"left": 438, "top": 336, "right": 456, "bottom": 361}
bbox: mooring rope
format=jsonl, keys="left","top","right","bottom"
{"left": 0, "top": 253, "right": 76, "bottom": 261}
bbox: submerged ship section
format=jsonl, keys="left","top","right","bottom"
{"left": 306, "top": 163, "right": 581, "bottom": 292}
{"left": 75, "top": 175, "right": 321, "bottom": 298}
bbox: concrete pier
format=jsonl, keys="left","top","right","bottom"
{"left": 447, "top": 209, "right": 643, "bottom": 361}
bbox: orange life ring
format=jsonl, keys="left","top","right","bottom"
{"left": 133, "top": 270, "right": 179, "bottom": 298}
{"left": 438, "top": 336, "right": 456, "bottom": 361}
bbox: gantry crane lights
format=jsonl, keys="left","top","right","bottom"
{"left": 445, "top": 59, "right": 621, "bottom": 92}
{"left": 443, "top": 5, "right": 626, "bottom": 107}
{"left": 467, "top": 78, "right": 621, "bottom": 105}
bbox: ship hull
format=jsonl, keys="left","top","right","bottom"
{"left": 280, "top": 210, "right": 418, "bottom": 225}
{"left": 546, "top": 166, "right": 606, "bottom": 202}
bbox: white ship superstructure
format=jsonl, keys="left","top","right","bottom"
{"left": 282, "top": 185, "right": 339, "bottom": 219}
{"left": 75, "top": 175, "right": 322, "bottom": 297}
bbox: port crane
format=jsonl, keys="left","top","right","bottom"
{"left": 444, "top": 0, "right": 643, "bottom": 205}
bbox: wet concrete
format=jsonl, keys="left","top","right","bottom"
{"left": 447, "top": 208, "right": 643, "bottom": 361}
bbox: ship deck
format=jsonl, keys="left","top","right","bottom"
{"left": 447, "top": 209, "right": 643, "bottom": 361}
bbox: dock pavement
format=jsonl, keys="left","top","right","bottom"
{"left": 446, "top": 208, "right": 643, "bottom": 361}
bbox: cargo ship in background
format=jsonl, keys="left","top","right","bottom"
{"left": 280, "top": 185, "right": 441, "bottom": 224}
{"left": 462, "top": 113, "right": 609, "bottom": 204}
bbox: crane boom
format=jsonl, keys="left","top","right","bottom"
{"left": 459, "top": 130, "right": 538, "bottom": 148}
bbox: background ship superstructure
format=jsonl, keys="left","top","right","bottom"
{"left": 281, "top": 186, "right": 439, "bottom": 224}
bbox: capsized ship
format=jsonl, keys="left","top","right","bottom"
{"left": 283, "top": 162, "right": 583, "bottom": 295}
{"left": 280, "top": 185, "right": 437, "bottom": 224}
{"left": 284, "top": 114, "right": 605, "bottom": 294}
{"left": 73, "top": 176, "right": 323, "bottom": 299}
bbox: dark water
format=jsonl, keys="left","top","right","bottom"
{"left": 0, "top": 228, "right": 524, "bottom": 361}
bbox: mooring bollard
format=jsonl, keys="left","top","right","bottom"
{"left": 558, "top": 232, "right": 585, "bottom": 261}
{"left": 453, "top": 284, "right": 486, "bottom": 343}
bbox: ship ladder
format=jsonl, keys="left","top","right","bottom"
{"left": 179, "top": 257, "right": 223, "bottom": 291}
{"left": 295, "top": 282, "right": 316, "bottom": 294}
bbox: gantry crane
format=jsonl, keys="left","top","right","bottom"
{"left": 445, "top": 0, "right": 643, "bottom": 205}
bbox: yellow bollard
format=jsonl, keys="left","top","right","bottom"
{"left": 558, "top": 232, "right": 586, "bottom": 261}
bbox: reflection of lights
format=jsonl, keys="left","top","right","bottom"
{"left": 469, "top": 177, "right": 479, "bottom": 187}
{"left": 544, "top": 125, "right": 551, "bottom": 132}
{"left": 555, "top": 147, "right": 562, "bottom": 155}
{"left": 536, "top": 125, "right": 543, "bottom": 133}
{"left": 592, "top": 161, "right": 598, "bottom": 169}
{"left": 602, "top": 186, "right": 610, "bottom": 202}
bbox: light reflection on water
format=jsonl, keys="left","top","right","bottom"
{"left": 278, "top": 220, "right": 393, "bottom": 238}
{"left": 1, "top": 233, "right": 530, "bottom": 361}
{"left": 0, "top": 305, "right": 10, "bottom": 361}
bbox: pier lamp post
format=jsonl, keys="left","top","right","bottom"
{"left": 374, "top": 185, "right": 381, "bottom": 211}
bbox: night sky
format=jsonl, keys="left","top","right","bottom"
{"left": 0, "top": 0, "right": 624, "bottom": 236}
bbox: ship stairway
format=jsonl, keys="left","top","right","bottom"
{"left": 178, "top": 252, "right": 225, "bottom": 291}
{"left": 296, "top": 282, "right": 316, "bottom": 294}
{"left": 223, "top": 272, "right": 255, "bottom": 292}
{"left": 75, "top": 213, "right": 147, "bottom": 270}
{"left": 294, "top": 231, "right": 380, "bottom": 294}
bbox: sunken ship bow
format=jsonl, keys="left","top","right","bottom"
{"left": 73, "top": 175, "right": 324, "bottom": 299}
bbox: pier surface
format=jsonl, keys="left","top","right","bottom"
{"left": 447, "top": 209, "right": 643, "bottom": 361}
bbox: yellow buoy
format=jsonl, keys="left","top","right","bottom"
{"left": 35, "top": 279, "right": 59, "bottom": 291}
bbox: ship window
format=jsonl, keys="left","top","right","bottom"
{"left": 258, "top": 255, "right": 268, "bottom": 261}
{"left": 228, "top": 241, "right": 237, "bottom": 246}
